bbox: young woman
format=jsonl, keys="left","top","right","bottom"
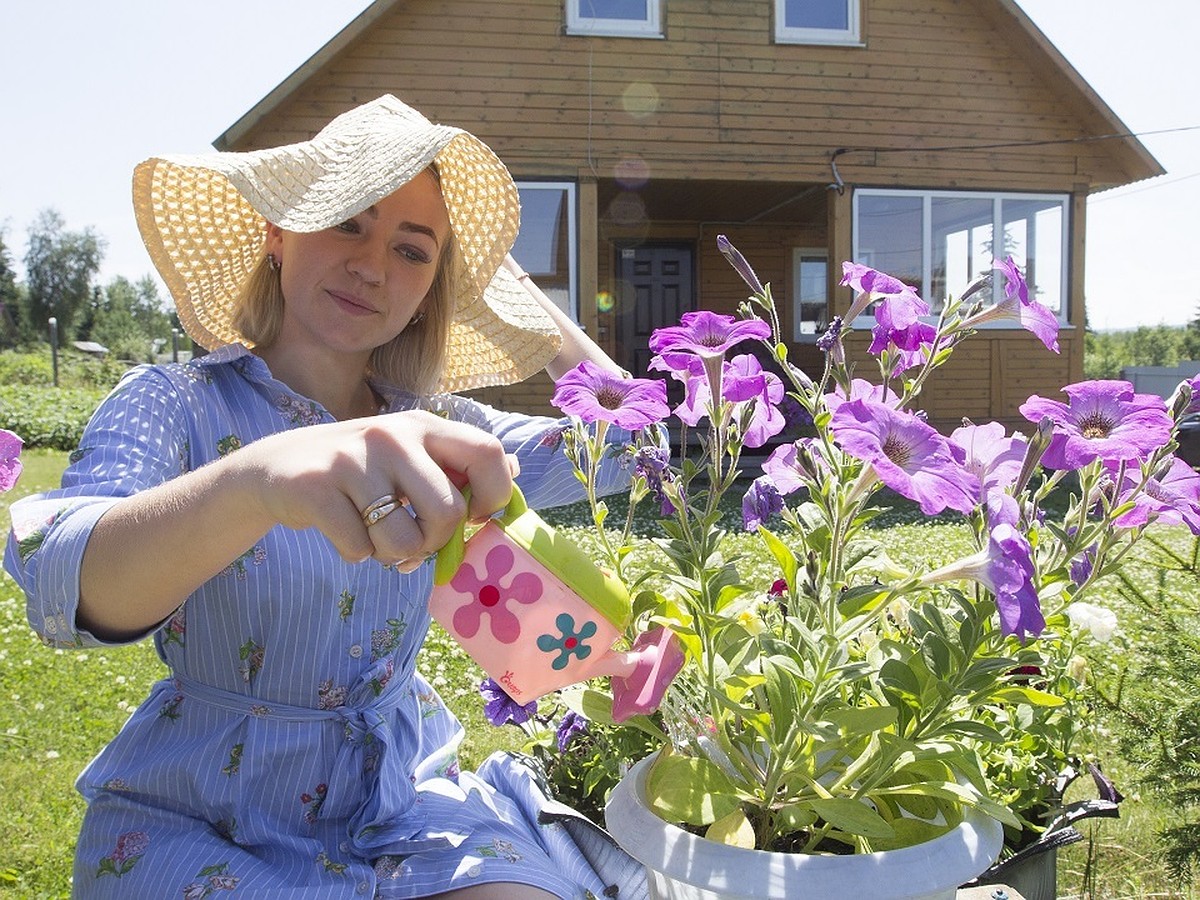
{"left": 5, "top": 95, "right": 636, "bottom": 899}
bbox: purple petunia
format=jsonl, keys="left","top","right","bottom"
{"left": 742, "top": 475, "right": 784, "bottom": 531}
{"left": 948, "top": 421, "right": 1029, "bottom": 496}
{"left": 650, "top": 353, "right": 785, "bottom": 449}
{"left": 831, "top": 399, "right": 978, "bottom": 515}
{"left": 648, "top": 310, "right": 771, "bottom": 360}
{"left": 634, "top": 443, "right": 676, "bottom": 515}
{"left": 1110, "top": 456, "right": 1200, "bottom": 534}
{"left": 716, "top": 234, "right": 766, "bottom": 296}
{"left": 840, "top": 262, "right": 924, "bottom": 306}
{"left": 1019, "top": 380, "right": 1174, "bottom": 470}
{"left": 479, "top": 677, "right": 538, "bottom": 727}
{"left": 552, "top": 360, "right": 669, "bottom": 430}
{"left": 991, "top": 256, "right": 1060, "bottom": 354}
{"left": 0, "top": 429, "right": 22, "bottom": 493}
{"left": 555, "top": 710, "right": 589, "bottom": 752}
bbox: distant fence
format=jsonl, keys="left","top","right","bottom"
{"left": 1121, "top": 363, "right": 1200, "bottom": 400}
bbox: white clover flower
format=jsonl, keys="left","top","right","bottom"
{"left": 1067, "top": 602, "right": 1118, "bottom": 642}
{"left": 1067, "top": 654, "right": 1089, "bottom": 682}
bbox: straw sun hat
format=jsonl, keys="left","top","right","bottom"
{"left": 132, "top": 94, "right": 561, "bottom": 392}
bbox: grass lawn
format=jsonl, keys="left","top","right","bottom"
{"left": 2, "top": 450, "right": 1197, "bottom": 898}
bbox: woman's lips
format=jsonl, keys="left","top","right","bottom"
{"left": 328, "top": 290, "right": 376, "bottom": 316}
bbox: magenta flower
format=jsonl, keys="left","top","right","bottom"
{"left": 948, "top": 421, "right": 1029, "bottom": 495}
{"left": 648, "top": 310, "right": 771, "bottom": 360}
{"left": 552, "top": 360, "right": 669, "bottom": 430}
{"left": 840, "top": 262, "right": 923, "bottom": 306}
{"left": 869, "top": 296, "right": 935, "bottom": 355}
{"left": 1019, "top": 380, "right": 1174, "bottom": 470}
{"left": 924, "top": 492, "right": 1045, "bottom": 642}
{"left": 1110, "top": 456, "right": 1200, "bottom": 534}
{"left": 480, "top": 676, "right": 538, "bottom": 726}
{"left": 651, "top": 353, "right": 784, "bottom": 448}
{"left": 450, "top": 543, "right": 542, "bottom": 644}
{"left": 831, "top": 399, "right": 978, "bottom": 515}
{"left": 997, "top": 256, "right": 1059, "bottom": 353}
{"left": 0, "top": 429, "right": 22, "bottom": 493}
{"left": 762, "top": 440, "right": 809, "bottom": 495}
{"left": 823, "top": 378, "right": 901, "bottom": 414}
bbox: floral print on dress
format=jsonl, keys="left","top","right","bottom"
{"left": 180, "top": 862, "right": 240, "bottom": 898}
{"left": 69, "top": 446, "right": 93, "bottom": 465}
{"left": 475, "top": 837, "right": 522, "bottom": 862}
{"left": 317, "top": 679, "right": 349, "bottom": 710}
{"left": 238, "top": 639, "right": 264, "bottom": 684}
{"left": 449, "top": 543, "right": 542, "bottom": 643}
{"left": 369, "top": 658, "right": 395, "bottom": 697}
{"left": 221, "top": 544, "right": 266, "bottom": 579}
{"left": 163, "top": 606, "right": 187, "bottom": 647}
{"left": 96, "top": 829, "right": 150, "bottom": 878}
{"left": 221, "top": 743, "right": 244, "bottom": 776}
{"left": 537, "top": 613, "right": 597, "bottom": 671}
{"left": 276, "top": 393, "right": 325, "bottom": 427}
{"left": 370, "top": 617, "right": 407, "bottom": 661}
{"left": 316, "top": 851, "right": 349, "bottom": 874}
{"left": 159, "top": 691, "right": 185, "bottom": 721}
{"left": 300, "top": 783, "right": 327, "bottom": 825}
{"left": 416, "top": 688, "right": 442, "bottom": 719}
{"left": 215, "top": 434, "right": 242, "bottom": 456}
{"left": 337, "top": 589, "right": 356, "bottom": 621}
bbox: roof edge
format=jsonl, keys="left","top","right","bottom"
{"left": 987, "top": 0, "right": 1165, "bottom": 188}
{"left": 213, "top": 0, "right": 400, "bottom": 151}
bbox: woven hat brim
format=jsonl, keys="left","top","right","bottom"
{"left": 132, "top": 95, "right": 561, "bottom": 391}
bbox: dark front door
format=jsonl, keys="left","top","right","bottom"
{"left": 615, "top": 243, "right": 695, "bottom": 378}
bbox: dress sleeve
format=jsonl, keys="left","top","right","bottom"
{"left": 433, "top": 394, "right": 647, "bottom": 512}
{"left": 3, "top": 366, "right": 191, "bottom": 648}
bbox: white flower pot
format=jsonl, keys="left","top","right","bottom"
{"left": 604, "top": 755, "right": 1004, "bottom": 900}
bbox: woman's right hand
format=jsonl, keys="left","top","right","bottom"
{"left": 246, "top": 409, "right": 516, "bottom": 569}
{"left": 79, "top": 410, "right": 515, "bottom": 640}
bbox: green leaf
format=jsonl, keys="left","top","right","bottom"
{"left": 757, "top": 526, "right": 799, "bottom": 588}
{"left": 810, "top": 798, "right": 896, "bottom": 839}
{"left": 646, "top": 754, "right": 741, "bottom": 826}
{"left": 838, "top": 583, "right": 891, "bottom": 617}
{"left": 706, "top": 808, "right": 757, "bottom": 848}
{"left": 826, "top": 705, "right": 898, "bottom": 736}
{"left": 991, "top": 686, "right": 1067, "bottom": 707}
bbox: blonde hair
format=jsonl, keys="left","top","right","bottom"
{"left": 230, "top": 227, "right": 462, "bottom": 396}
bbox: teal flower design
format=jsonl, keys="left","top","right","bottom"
{"left": 536, "top": 613, "right": 597, "bottom": 671}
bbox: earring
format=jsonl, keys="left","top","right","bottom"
{"left": 409, "top": 310, "right": 426, "bottom": 325}
{"left": 267, "top": 254, "right": 280, "bottom": 272}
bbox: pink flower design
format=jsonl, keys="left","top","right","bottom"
{"left": 450, "top": 543, "right": 542, "bottom": 643}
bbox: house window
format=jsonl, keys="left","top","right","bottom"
{"left": 775, "top": 0, "right": 860, "bottom": 45}
{"left": 512, "top": 182, "right": 578, "bottom": 320}
{"left": 566, "top": 0, "right": 662, "bottom": 37}
{"left": 792, "top": 249, "right": 829, "bottom": 340}
{"left": 853, "top": 189, "right": 1069, "bottom": 321}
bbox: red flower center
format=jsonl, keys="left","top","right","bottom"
{"left": 479, "top": 585, "right": 500, "bottom": 607}
{"left": 563, "top": 637, "right": 578, "bottom": 649}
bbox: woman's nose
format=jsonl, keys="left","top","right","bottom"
{"left": 347, "top": 240, "right": 386, "bottom": 284}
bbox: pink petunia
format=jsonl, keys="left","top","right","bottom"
{"left": 0, "top": 429, "right": 23, "bottom": 493}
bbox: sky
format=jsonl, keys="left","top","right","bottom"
{"left": 2, "top": 1, "right": 1197, "bottom": 332}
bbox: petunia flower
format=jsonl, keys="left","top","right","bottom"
{"left": 479, "top": 677, "right": 538, "bottom": 726}
{"left": 962, "top": 256, "right": 1060, "bottom": 354}
{"left": 1109, "top": 456, "right": 1200, "bottom": 534}
{"left": 868, "top": 295, "right": 935, "bottom": 355}
{"left": 634, "top": 444, "right": 676, "bottom": 515}
{"left": 948, "top": 421, "right": 1029, "bottom": 496}
{"left": 742, "top": 475, "right": 784, "bottom": 531}
{"left": 0, "top": 429, "right": 22, "bottom": 493}
{"left": 1019, "top": 380, "right": 1174, "bottom": 470}
{"left": 555, "top": 710, "right": 589, "bottom": 753}
{"left": 552, "top": 360, "right": 669, "bottom": 430}
{"left": 823, "top": 378, "right": 902, "bottom": 414}
{"left": 648, "top": 310, "right": 771, "bottom": 360}
{"left": 923, "top": 493, "right": 1045, "bottom": 642}
{"left": 716, "top": 234, "right": 766, "bottom": 296}
{"left": 840, "top": 261, "right": 924, "bottom": 309}
{"left": 651, "top": 353, "right": 785, "bottom": 448}
{"left": 1066, "top": 601, "right": 1118, "bottom": 643}
{"left": 831, "top": 399, "right": 978, "bottom": 515}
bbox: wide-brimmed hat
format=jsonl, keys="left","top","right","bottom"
{"left": 132, "top": 94, "right": 560, "bottom": 392}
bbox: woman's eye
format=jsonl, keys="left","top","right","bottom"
{"left": 398, "top": 245, "right": 432, "bottom": 264}
{"left": 334, "top": 220, "right": 359, "bottom": 234}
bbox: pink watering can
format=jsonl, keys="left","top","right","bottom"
{"left": 430, "top": 486, "right": 684, "bottom": 722}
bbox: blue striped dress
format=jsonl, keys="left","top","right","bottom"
{"left": 4, "top": 345, "right": 634, "bottom": 899}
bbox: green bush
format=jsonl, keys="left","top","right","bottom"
{"left": 0, "top": 384, "right": 106, "bottom": 450}
{"left": 0, "top": 352, "right": 54, "bottom": 386}
{"left": 0, "top": 348, "right": 128, "bottom": 391}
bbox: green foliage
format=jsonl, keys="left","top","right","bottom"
{"left": 85, "top": 276, "right": 176, "bottom": 363}
{"left": 0, "top": 384, "right": 108, "bottom": 450}
{"left": 21, "top": 209, "right": 105, "bottom": 343}
{"left": 1084, "top": 324, "right": 1199, "bottom": 381}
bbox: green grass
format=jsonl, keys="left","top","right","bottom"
{"left": 2, "top": 451, "right": 1198, "bottom": 897}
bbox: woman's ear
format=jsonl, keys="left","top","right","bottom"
{"left": 264, "top": 223, "right": 284, "bottom": 261}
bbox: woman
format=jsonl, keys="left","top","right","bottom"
{"left": 5, "top": 95, "right": 636, "bottom": 899}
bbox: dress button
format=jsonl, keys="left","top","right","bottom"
{"left": 467, "top": 864, "right": 481, "bottom": 878}
{"left": 349, "top": 644, "right": 363, "bottom": 658}
{"left": 339, "top": 841, "right": 350, "bottom": 853}
{"left": 356, "top": 880, "right": 370, "bottom": 894}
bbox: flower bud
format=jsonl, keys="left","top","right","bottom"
{"left": 716, "top": 234, "right": 766, "bottom": 296}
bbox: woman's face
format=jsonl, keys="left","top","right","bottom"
{"left": 265, "top": 169, "right": 452, "bottom": 363}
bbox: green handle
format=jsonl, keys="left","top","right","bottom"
{"left": 433, "top": 485, "right": 528, "bottom": 585}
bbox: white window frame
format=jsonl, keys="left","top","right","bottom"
{"left": 775, "top": 0, "right": 861, "bottom": 46}
{"left": 851, "top": 187, "right": 1070, "bottom": 325}
{"left": 566, "top": 0, "right": 663, "bottom": 38}
{"left": 513, "top": 181, "right": 579, "bottom": 321}
{"left": 792, "top": 248, "right": 830, "bottom": 342}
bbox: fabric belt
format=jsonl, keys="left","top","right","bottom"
{"left": 171, "top": 673, "right": 451, "bottom": 858}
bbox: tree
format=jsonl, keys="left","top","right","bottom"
{"left": 22, "top": 208, "right": 104, "bottom": 342}
{"left": 0, "top": 232, "right": 21, "bottom": 347}
{"left": 87, "top": 275, "right": 176, "bottom": 362}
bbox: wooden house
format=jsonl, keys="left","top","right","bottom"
{"left": 215, "top": 0, "right": 1162, "bottom": 431}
